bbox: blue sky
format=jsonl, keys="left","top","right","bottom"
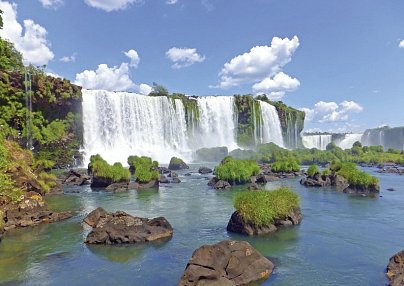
{"left": 0, "top": 0, "right": 403, "bottom": 132}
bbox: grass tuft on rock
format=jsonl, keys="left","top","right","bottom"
{"left": 215, "top": 156, "right": 260, "bottom": 184}
{"left": 330, "top": 162, "right": 378, "bottom": 189}
{"left": 234, "top": 187, "right": 299, "bottom": 226}
{"left": 89, "top": 154, "right": 130, "bottom": 183}
{"left": 127, "top": 155, "right": 159, "bottom": 183}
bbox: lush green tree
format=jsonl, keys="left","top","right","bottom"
{"left": 149, "top": 83, "right": 169, "bottom": 97}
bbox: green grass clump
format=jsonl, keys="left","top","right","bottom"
{"left": 234, "top": 187, "right": 300, "bottom": 226}
{"left": 322, "top": 168, "right": 331, "bottom": 177}
{"left": 89, "top": 154, "right": 130, "bottom": 183}
{"left": 331, "top": 162, "right": 379, "bottom": 189}
{"left": 215, "top": 156, "right": 260, "bottom": 184}
{"left": 307, "top": 164, "right": 319, "bottom": 177}
{"left": 271, "top": 158, "right": 300, "bottom": 173}
{"left": 127, "top": 155, "right": 159, "bottom": 183}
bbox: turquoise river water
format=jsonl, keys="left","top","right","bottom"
{"left": 0, "top": 165, "right": 403, "bottom": 285}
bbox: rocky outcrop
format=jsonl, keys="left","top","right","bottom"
{"left": 84, "top": 207, "right": 173, "bottom": 244}
{"left": 159, "top": 175, "right": 169, "bottom": 184}
{"left": 386, "top": 250, "right": 404, "bottom": 286}
{"left": 379, "top": 167, "right": 404, "bottom": 175}
{"left": 198, "top": 167, "right": 213, "bottom": 174}
{"left": 168, "top": 157, "right": 189, "bottom": 170}
{"left": 105, "top": 182, "right": 129, "bottom": 193}
{"left": 2, "top": 192, "right": 72, "bottom": 231}
{"left": 62, "top": 169, "right": 90, "bottom": 186}
{"left": 300, "top": 173, "right": 379, "bottom": 195}
{"left": 178, "top": 240, "right": 274, "bottom": 286}
{"left": 132, "top": 180, "right": 159, "bottom": 189}
{"left": 227, "top": 209, "right": 302, "bottom": 236}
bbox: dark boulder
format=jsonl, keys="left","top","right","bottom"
{"left": 208, "top": 177, "right": 218, "bottom": 186}
{"left": 198, "top": 167, "right": 213, "bottom": 174}
{"left": 386, "top": 250, "right": 404, "bottom": 286}
{"left": 248, "top": 183, "right": 260, "bottom": 191}
{"left": 132, "top": 180, "right": 159, "bottom": 189}
{"left": 159, "top": 175, "right": 169, "bottom": 184}
{"left": 172, "top": 177, "right": 181, "bottom": 184}
{"left": 168, "top": 171, "right": 178, "bottom": 178}
{"left": 214, "top": 180, "right": 231, "bottom": 189}
{"left": 255, "top": 174, "right": 268, "bottom": 184}
{"left": 63, "top": 169, "right": 91, "bottom": 186}
{"left": 168, "top": 157, "right": 189, "bottom": 170}
{"left": 157, "top": 166, "right": 170, "bottom": 174}
{"left": 178, "top": 240, "right": 273, "bottom": 286}
{"left": 105, "top": 182, "right": 129, "bottom": 193}
{"left": 84, "top": 208, "right": 173, "bottom": 244}
{"left": 227, "top": 209, "right": 302, "bottom": 236}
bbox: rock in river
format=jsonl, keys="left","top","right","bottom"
{"left": 178, "top": 240, "right": 274, "bottom": 286}
{"left": 386, "top": 250, "right": 404, "bottom": 286}
{"left": 84, "top": 207, "right": 173, "bottom": 244}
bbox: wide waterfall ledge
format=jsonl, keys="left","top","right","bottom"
{"left": 81, "top": 90, "right": 288, "bottom": 165}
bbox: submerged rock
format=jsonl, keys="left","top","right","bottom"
{"left": 172, "top": 177, "right": 181, "bottom": 184}
{"left": 105, "top": 182, "right": 129, "bottom": 193}
{"left": 178, "top": 240, "right": 274, "bottom": 286}
{"left": 84, "top": 207, "right": 173, "bottom": 245}
{"left": 227, "top": 209, "right": 302, "bottom": 236}
{"left": 198, "top": 167, "right": 213, "bottom": 174}
{"left": 386, "top": 250, "right": 404, "bottom": 286}
{"left": 159, "top": 175, "right": 169, "bottom": 184}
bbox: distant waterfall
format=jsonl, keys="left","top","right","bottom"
{"left": 256, "top": 101, "right": 284, "bottom": 147}
{"left": 82, "top": 90, "right": 290, "bottom": 164}
{"left": 336, "top": 133, "right": 363, "bottom": 149}
{"left": 302, "top": 135, "right": 332, "bottom": 150}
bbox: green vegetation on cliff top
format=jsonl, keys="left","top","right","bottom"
{"left": 234, "top": 187, "right": 300, "bottom": 226}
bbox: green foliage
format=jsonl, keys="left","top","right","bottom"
{"left": 149, "top": 83, "right": 169, "bottom": 97}
{"left": 307, "top": 164, "right": 319, "bottom": 177}
{"left": 353, "top": 141, "right": 362, "bottom": 148}
{"left": 215, "top": 156, "right": 260, "bottom": 184}
{"left": 169, "top": 156, "right": 184, "bottom": 166}
{"left": 89, "top": 154, "right": 130, "bottom": 183}
{"left": 0, "top": 38, "right": 23, "bottom": 70}
{"left": 322, "top": 168, "right": 331, "bottom": 177}
{"left": 331, "top": 162, "right": 379, "bottom": 189}
{"left": 127, "top": 155, "right": 159, "bottom": 183}
{"left": 271, "top": 158, "right": 300, "bottom": 173}
{"left": 234, "top": 187, "right": 300, "bottom": 226}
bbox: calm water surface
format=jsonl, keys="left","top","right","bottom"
{"left": 0, "top": 165, "right": 403, "bottom": 285}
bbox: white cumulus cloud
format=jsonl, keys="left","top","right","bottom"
{"left": 0, "top": 1, "right": 54, "bottom": 66}
{"left": 252, "top": 72, "right": 300, "bottom": 99}
{"left": 60, "top": 53, "right": 76, "bottom": 63}
{"left": 216, "top": 36, "right": 299, "bottom": 89}
{"left": 300, "top": 100, "right": 363, "bottom": 123}
{"left": 38, "top": 0, "right": 63, "bottom": 9}
{"left": 124, "top": 49, "right": 140, "bottom": 68}
{"left": 84, "top": 0, "right": 139, "bottom": 12}
{"left": 75, "top": 63, "right": 135, "bottom": 91}
{"left": 166, "top": 0, "right": 178, "bottom": 4}
{"left": 399, "top": 40, "right": 404, "bottom": 48}
{"left": 138, "top": 83, "right": 152, "bottom": 95}
{"left": 166, "top": 47, "right": 205, "bottom": 69}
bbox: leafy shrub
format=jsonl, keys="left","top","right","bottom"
{"left": 271, "top": 159, "right": 300, "bottom": 173}
{"left": 322, "top": 168, "right": 331, "bottom": 177}
{"left": 234, "top": 187, "right": 300, "bottom": 226}
{"left": 89, "top": 154, "right": 130, "bottom": 183}
{"left": 215, "top": 156, "right": 260, "bottom": 184}
{"left": 307, "top": 165, "right": 319, "bottom": 177}
{"left": 127, "top": 155, "right": 159, "bottom": 183}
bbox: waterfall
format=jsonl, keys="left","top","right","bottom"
{"left": 302, "top": 135, "right": 332, "bottom": 150}
{"left": 194, "top": 96, "right": 238, "bottom": 150}
{"left": 256, "top": 101, "right": 284, "bottom": 147}
{"left": 82, "top": 90, "right": 189, "bottom": 164}
{"left": 336, "top": 133, "right": 363, "bottom": 149}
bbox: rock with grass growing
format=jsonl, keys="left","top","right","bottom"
{"left": 227, "top": 187, "right": 302, "bottom": 236}
{"left": 168, "top": 157, "right": 189, "bottom": 170}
